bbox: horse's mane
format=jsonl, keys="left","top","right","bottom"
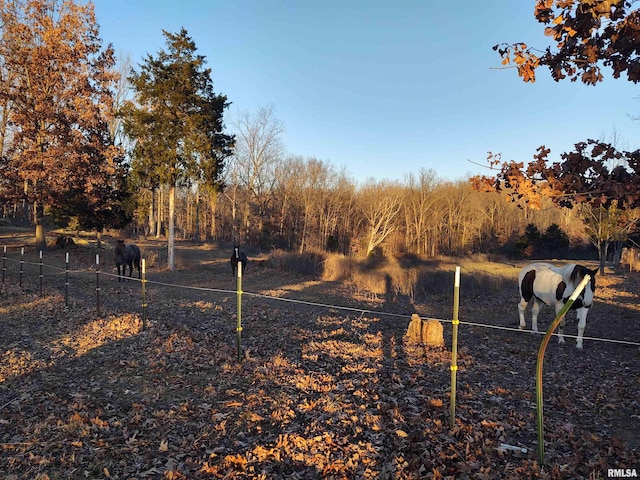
{"left": 569, "top": 265, "right": 582, "bottom": 284}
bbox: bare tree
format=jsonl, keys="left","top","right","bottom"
{"left": 358, "top": 180, "right": 402, "bottom": 256}
{"left": 580, "top": 204, "right": 640, "bottom": 273}
{"left": 298, "top": 158, "right": 332, "bottom": 254}
{"left": 228, "top": 104, "right": 284, "bottom": 244}
{"left": 403, "top": 169, "right": 439, "bottom": 254}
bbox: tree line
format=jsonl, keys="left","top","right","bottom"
{"left": 1, "top": 0, "right": 639, "bottom": 271}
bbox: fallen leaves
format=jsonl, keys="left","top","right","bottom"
{"left": 0, "top": 260, "right": 639, "bottom": 479}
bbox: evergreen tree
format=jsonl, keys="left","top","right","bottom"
{"left": 541, "top": 223, "right": 569, "bottom": 258}
{"left": 122, "top": 28, "right": 234, "bottom": 270}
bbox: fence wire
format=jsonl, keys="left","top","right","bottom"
{"left": 2, "top": 252, "right": 640, "bottom": 348}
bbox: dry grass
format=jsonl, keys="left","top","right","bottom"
{"left": 322, "top": 252, "right": 518, "bottom": 302}
{"left": 266, "top": 248, "right": 326, "bottom": 276}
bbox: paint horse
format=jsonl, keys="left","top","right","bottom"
{"left": 518, "top": 262, "right": 597, "bottom": 349}
{"left": 114, "top": 239, "right": 141, "bottom": 282}
{"left": 230, "top": 245, "right": 248, "bottom": 276}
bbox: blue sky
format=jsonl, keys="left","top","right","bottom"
{"left": 93, "top": 1, "right": 639, "bottom": 183}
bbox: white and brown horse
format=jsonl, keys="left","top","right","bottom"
{"left": 518, "top": 262, "right": 597, "bottom": 349}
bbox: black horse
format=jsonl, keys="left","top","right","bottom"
{"left": 114, "top": 239, "right": 141, "bottom": 282}
{"left": 230, "top": 245, "right": 248, "bottom": 275}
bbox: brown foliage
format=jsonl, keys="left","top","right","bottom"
{"left": 494, "top": 0, "right": 639, "bottom": 85}
{"left": 471, "top": 143, "right": 640, "bottom": 210}
{"left": 0, "top": 0, "right": 121, "bottom": 223}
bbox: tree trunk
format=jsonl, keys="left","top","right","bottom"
{"left": 168, "top": 184, "right": 176, "bottom": 271}
{"left": 156, "top": 186, "right": 163, "bottom": 238}
{"left": 34, "top": 203, "right": 46, "bottom": 251}
{"left": 96, "top": 228, "right": 103, "bottom": 249}
{"left": 300, "top": 205, "right": 310, "bottom": 254}
{"left": 194, "top": 188, "right": 200, "bottom": 242}
{"left": 148, "top": 189, "right": 156, "bottom": 238}
{"left": 599, "top": 241, "right": 608, "bottom": 275}
{"left": 210, "top": 194, "right": 217, "bottom": 241}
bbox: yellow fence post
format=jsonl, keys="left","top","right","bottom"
{"left": 450, "top": 266, "right": 460, "bottom": 429}
{"left": 236, "top": 261, "right": 243, "bottom": 363}
{"left": 141, "top": 259, "right": 147, "bottom": 330}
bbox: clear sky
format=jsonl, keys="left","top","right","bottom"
{"left": 93, "top": 0, "right": 639, "bottom": 183}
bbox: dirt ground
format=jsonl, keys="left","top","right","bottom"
{"left": 1, "top": 232, "right": 639, "bottom": 479}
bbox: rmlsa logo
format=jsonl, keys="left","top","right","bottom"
{"left": 608, "top": 469, "right": 638, "bottom": 478}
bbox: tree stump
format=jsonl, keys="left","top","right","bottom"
{"left": 406, "top": 313, "right": 445, "bottom": 347}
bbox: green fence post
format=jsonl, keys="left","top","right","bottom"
{"left": 236, "top": 261, "right": 243, "bottom": 363}
{"left": 64, "top": 252, "right": 69, "bottom": 308}
{"left": 141, "top": 258, "right": 147, "bottom": 330}
{"left": 19, "top": 247, "right": 24, "bottom": 288}
{"left": 450, "top": 266, "right": 460, "bottom": 429}
{"left": 39, "top": 250, "right": 43, "bottom": 296}
{"left": 96, "top": 253, "right": 101, "bottom": 316}
{"left": 536, "top": 274, "right": 591, "bottom": 465}
{"left": 2, "top": 246, "right": 6, "bottom": 284}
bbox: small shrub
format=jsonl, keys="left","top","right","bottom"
{"left": 143, "top": 249, "right": 162, "bottom": 270}
{"left": 267, "top": 249, "right": 326, "bottom": 276}
{"left": 323, "top": 253, "right": 353, "bottom": 280}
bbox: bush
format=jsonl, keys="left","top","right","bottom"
{"left": 266, "top": 249, "right": 326, "bottom": 276}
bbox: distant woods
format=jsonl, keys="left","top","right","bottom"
{"left": 96, "top": 166, "right": 598, "bottom": 260}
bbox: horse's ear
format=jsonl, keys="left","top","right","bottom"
{"left": 590, "top": 267, "right": 598, "bottom": 276}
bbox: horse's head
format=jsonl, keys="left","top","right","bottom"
{"left": 567, "top": 264, "right": 598, "bottom": 308}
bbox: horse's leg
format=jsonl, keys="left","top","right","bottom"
{"left": 576, "top": 308, "right": 587, "bottom": 349}
{"left": 517, "top": 298, "right": 528, "bottom": 330}
{"left": 117, "top": 264, "right": 122, "bottom": 283}
{"left": 530, "top": 300, "right": 541, "bottom": 333}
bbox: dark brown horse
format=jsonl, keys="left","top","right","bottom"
{"left": 230, "top": 245, "right": 248, "bottom": 276}
{"left": 114, "top": 239, "right": 141, "bottom": 282}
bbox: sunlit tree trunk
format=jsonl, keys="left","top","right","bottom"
{"left": 194, "top": 188, "right": 200, "bottom": 242}
{"left": 156, "top": 186, "right": 163, "bottom": 238}
{"left": 148, "top": 190, "right": 156, "bottom": 238}
{"left": 34, "top": 203, "right": 45, "bottom": 251}
{"left": 168, "top": 184, "right": 176, "bottom": 271}
{"left": 209, "top": 190, "right": 218, "bottom": 241}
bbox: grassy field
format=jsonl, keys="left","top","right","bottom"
{"left": 1, "top": 229, "right": 639, "bottom": 479}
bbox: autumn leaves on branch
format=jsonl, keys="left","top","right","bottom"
{"left": 473, "top": 0, "right": 640, "bottom": 211}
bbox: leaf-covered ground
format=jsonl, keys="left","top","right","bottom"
{"left": 1, "top": 241, "right": 639, "bottom": 479}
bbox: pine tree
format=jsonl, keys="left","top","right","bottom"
{"left": 122, "top": 28, "right": 234, "bottom": 270}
